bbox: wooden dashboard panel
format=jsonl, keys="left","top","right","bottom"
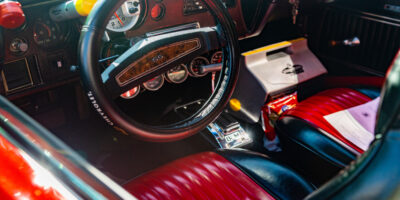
{"left": 117, "top": 39, "right": 201, "bottom": 86}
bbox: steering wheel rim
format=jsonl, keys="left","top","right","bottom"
{"left": 78, "top": 0, "right": 240, "bottom": 142}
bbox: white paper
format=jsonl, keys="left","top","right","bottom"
{"left": 323, "top": 98, "right": 380, "bottom": 151}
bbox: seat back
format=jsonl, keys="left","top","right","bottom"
{"left": 306, "top": 51, "right": 400, "bottom": 199}
{"left": 375, "top": 50, "right": 400, "bottom": 135}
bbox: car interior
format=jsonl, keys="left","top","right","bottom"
{"left": 1, "top": 0, "right": 400, "bottom": 199}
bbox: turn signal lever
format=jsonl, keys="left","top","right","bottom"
{"left": 0, "top": 0, "right": 25, "bottom": 29}
{"left": 49, "top": 0, "right": 97, "bottom": 22}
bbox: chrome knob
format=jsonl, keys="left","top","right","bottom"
{"left": 330, "top": 37, "right": 360, "bottom": 47}
{"left": 10, "top": 38, "right": 28, "bottom": 53}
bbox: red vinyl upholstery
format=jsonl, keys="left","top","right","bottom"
{"left": 283, "top": 88, "right": 372, "bottom": 153}
{"left": 124, "top": 152, "right": 275, "bottom": 200}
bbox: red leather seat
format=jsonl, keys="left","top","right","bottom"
{"left": 275, "top": 86, "right": 381, "bottom": 181}
{"left": 124, "top": 149, "right": 314, "bottom": 200}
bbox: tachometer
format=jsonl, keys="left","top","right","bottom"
{"left": 143, "top": 75, "right": 164, "bottom": 91}
{"left": 165, "top": 64, "right": 189, "bottom": 84}
{"left": 33, "top": 19, "right": 70, "bottom": 49}
{"left": 106, "top": 0, "right": 142, "bottom": 32}
{"left": 189, "top": 56, "right": 209, "bottom": 77}
{"left": 211, "top": 51, "right": 223, "bottom": 64}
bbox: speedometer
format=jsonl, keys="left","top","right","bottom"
{"left": 106, "top": 0, "right": 142, "bottom": 32}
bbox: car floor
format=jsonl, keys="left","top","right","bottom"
{"left": 17, "top": 84, "right": 216, "bottom": 184}
{"left": 50, "top": 112, "right": 215, "bottom": 184}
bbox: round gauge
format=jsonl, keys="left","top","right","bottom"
{"left": 143, "top": 75, "right": 164, "bottom": 91}
{"left": 189, "top": 56, "right": 210, "bottom": 77}
{"left": 106, "top": 0, "right": 143, "bottom": 32}
{"left": 165, "top": 64, "right": 189, "bottom": 84}
{"left": 121, "top": 86, "right": 140, "bottom": 99}
{"left": 211, "top": 51, "right": 223, "bottom": 64}
{"left": 33, "top": 19, "right": 70, "bottom": 49}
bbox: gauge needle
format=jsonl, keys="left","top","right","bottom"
{"left": 114, "top": 12, "right": 124, "bottom": 26}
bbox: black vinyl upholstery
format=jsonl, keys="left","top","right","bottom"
{"left": 276, "top": 116, "right": 357, "bottom": 182}
{"left": 306, "top": 131, "right": 400, "bottom": 200}
{"left": 216, "top": 149, "right": 315, "bottom": 200}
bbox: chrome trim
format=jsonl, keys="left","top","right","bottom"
{"left": 146, "top": 22, "right": 201, "bottom": 37}
{"left": 330, "top": 37, "right": 361, "bottom": 47}
{"left": 103, "top": 31, "right": 111, "bottom": 42}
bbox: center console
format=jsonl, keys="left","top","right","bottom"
{"left": 204, "top": 38, "right": 327, "bottom": 149}
{"left": 230, "top": 38, "right": 327, "bottom": 123}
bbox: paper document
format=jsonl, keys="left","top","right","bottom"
{"left": 323, "top": 98, "right": 380, "bottom": 151}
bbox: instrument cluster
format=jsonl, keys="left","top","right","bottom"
{"left": 120, "top": 50, "right": 223, "bottom": 99}
{"left": 100, "top": 0, "right": 227, "bottom": 99}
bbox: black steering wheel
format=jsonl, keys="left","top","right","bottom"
{"left": 78, "top": 0, "right": 240, "bottom": 142}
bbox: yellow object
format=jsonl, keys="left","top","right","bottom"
{"left": 74, "top": 0, "right": 97, "bottom": 16}
{"left": 241, "top": 37, "right": 306, "bottom": 56}
{"left": 288, "top": 37, "right": 306, "bottom": 43}
{"left": 242, "top": 41, "right": 291, "bottom": 56}
{"left": 230, "top": 98, "right": 242, "bottom": 112}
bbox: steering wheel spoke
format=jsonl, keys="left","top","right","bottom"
{"left": 101, "top": 27, "right": 222, "bottom": 99}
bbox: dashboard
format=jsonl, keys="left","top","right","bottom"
{"left": 0, "top": 0, "right": 266, "bottom": 100}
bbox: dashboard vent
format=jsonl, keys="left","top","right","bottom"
{"left": 315, "top": 7, "right": 400, "bottom": 74}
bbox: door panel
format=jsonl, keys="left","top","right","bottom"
{"left": 309, "top": 4, "right": 400, "bottom": 76}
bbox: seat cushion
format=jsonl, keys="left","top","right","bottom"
{"left": 276, "top": 87, "right": 380, "bottom": 168}
{"left": 217, "top": 149, "right": 315, "bottom": 199}
{"left": 124, "top": 150, "right": 314, "bottom": 200}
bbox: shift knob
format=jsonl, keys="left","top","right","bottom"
{"left": 0, "top": 0, "right": 25, "bottom": 29}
